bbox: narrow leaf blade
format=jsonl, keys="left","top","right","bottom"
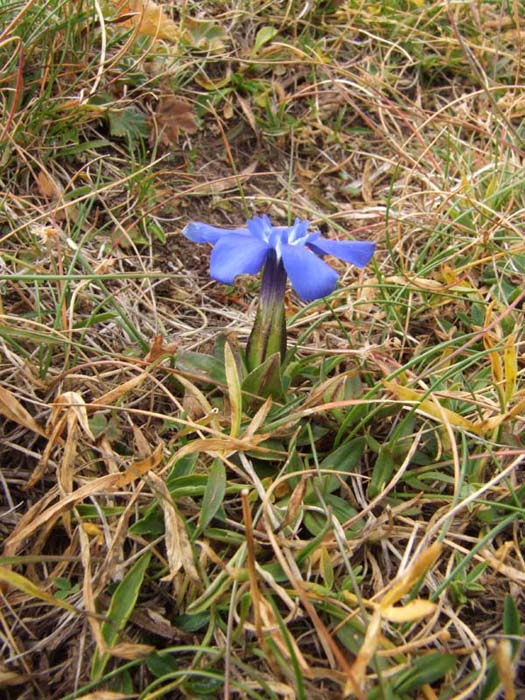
{"left": 91, "top": 551, "right": 151, "bottom": 680}
{"left": 196, "top": 458, "right": 226, "bottom": 536}
{"left": 224, "top": 341, "right": 242, "bottom": 437}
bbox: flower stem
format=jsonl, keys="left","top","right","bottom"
{"left": 246, "top": 251, "right": 287, "bottom": 372}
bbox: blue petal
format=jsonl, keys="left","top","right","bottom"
{"left": 183, "top": 222, "right": 249, "bottom": 244}
{"left": 286, "top": 218, "right": 310, "bottom": 243}
{"left": 210, "top": 234, "right": 269, "bottom": 284}
{"left": 281, "top": 244, "right": 338, "bottom": 301}
{"left": 247, "top": 215, "right": 273, "bottom": 242}
{"left": 309, "top": 238, "right": 375, "bottom": 267}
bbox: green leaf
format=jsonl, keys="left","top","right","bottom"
{"left": 480, "top": 664, "right": 500, "bottom": 700}
{"left": 368, "top": 447, "right": 395, "bottom": 498}
{"left": 172, "top": 612, "right": 211, "bottom": 632}
{"left": 242, "top": 352, "right": 283, "bottom": 400}
{"left": 146, "top": 652, "right": 179, "bottom": 678}
{"left": 184, "top": 673, "right": 223, "bottom": 695}
{"left": 253, "top": 26, "right": 278, "bottom": 53}
{"left": 185, "top": 18, "right": 228, "bottom": 51}
{"left": 203, "top": 527, "right": 245, "bottom": 545}
{"left": 167, "top": 452, "right": 198, "bottom": 481}
{"left": 188, "top": 547, "right": 245, "bottom": 614}
{"left": 53, "top": 577, "right": 80, "bottom": 600}
{"left": 318, "top": 438, "right": 365, "bottom": 495}
{"left": 503, "top": 594, "right": 521, "bottom": 654}
{"left": 296, "top": 519, "right": 333, "bottom": 564}
{"left": 129, "top": 504, "right": 164, "bottom": 536}
{"left": 88, "top": 412, "right": 107, "bottom": 438}
{"left": 108, "top": 107, "right": 149, "bottom": 144}
{"left": 110, "top": 668, "right": 134, "bottom": 694}
{"left": 167, "top": 474, "right": 216, "bottom": 498}
{"left": 303, "top": 494, "right": 359, "bottom": 537}
{"left": 175, "top": 350, "right": 226, "bottom": 384}
{"left": 394, "top": 652, "right": 455, "bottom": 693}
{"left": 91, "top": 551, "right": 151, "bottom": 680}
{"left": 195, "top": 459, "right": 226, "bottom": 537}
{"left": 224, "top": 342, "right": 242, "bottom": 437}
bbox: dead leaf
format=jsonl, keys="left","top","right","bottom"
{"left": 148, "top": 472, "right": 200, "bottom": 582}
{"left": 493, "top": 639, "right": 516, "bottom": 700}
{"left": 0, "top": 385, "right": 46, "bottom": 436}
{"left": 51, "top": 391, "right": 94, "bottom": 440}
{"left": 186, "top": 163, "right": 258, "bottom": 195}
{"left": 36, "top": 170, "right": 78, "bottom": 222}
{"left": 36, "top": 169, "right": 63, "bottom": 200}
{"left": 109, "top": 642, "right": 155, "bottom": 660}
{"left": 36, "top": 170, "right": 66, "bottom": 221}
{"left": 98, "top": 435, "right": 121, "bottom": 475}
{"left": 132, "top": 608, "right": 179, "bottom": 639}
{"left": 176, "top": 372, "right": 220, "bottom": 431}
{"left": 132, "top": 423, "right": 152, "bottom": 460}
{"left": 46, "top": 392, "right": 95, "bottom": 530}
{"left": 345, "top": 607, "right": 381, "bottom": 696}
{"left": 278, "top": 475, "right": 307, "bottom": 531}
{"left": 145, "top": 334, "right": 178, "bottom": 362}
{"left": 244, "top": 396, "right": 273, "bottom": 438}
{"left": 75, "top": 692, "right": 135, "bottom": 700}
{"left": 194, "top": 69, "right": 232, "bottom": 91}
{"left": 0, "top": 669, "right": 32, "bottom": 686}
{"left": 95, "top": 487, "right": 143, "bottom": 594}
{"left": 172, "top": 431, "right": 274, "bottom": 461}
{"left": 4, "top": 474, "right": 121, "bottom": 557}
{"left": 480, "top": 547, "right": 525, "bottom": 584}
{"left": 82, "top": 522, "right": 104, "bottom": 545}
{"left": 116, "top": 441, "right": 164, "bottom": 486}
{"left": 91, "top": 371, "right": 150, "bottom": 410}
{"left": 259, "top": 597, "right": 312, "bottom": 677}
{"left": 24, "top": 412, "right": 66, "bottom": 490}
{"left": 0, "top": 566, "right": 75, "bottom": 613}
{"left": 380, "top": 599, "right": 437, "bottom": 623}
{"left": 380, "top": 543, "right": 442, "bottom": 608}
{"left": 237, "top": 95, "right": 257, "bottom": 134}
{"left": 110, "top": 0, "right": 179, "bottom": 42}
{"left": 79, "top": 525, "right": 105, "bottom": 654}
{"left": 150, "top": 96, "right": 197, "bottom": 148}
{"left": 383, "top": 380, "right": 481, "bottom": 434}
{"left": 182, "top": 393, "right": 206, "bottom": 421}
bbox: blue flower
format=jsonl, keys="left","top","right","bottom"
{"left": 183, "top": 215, "right": 375, "bottom": 302}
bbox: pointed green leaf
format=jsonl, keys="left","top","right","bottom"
{"left": 91, "top": 551, "right": 151, "bottom": 680}
{"left": 394, "top": 652, "right": 455, "bottom": 693}
{"left": 242, "top": 352, "right": 283, "bottom": 400}
{"left": 254, "top": 26, "right": 278, "bottom": 52}
{"left": 368, "top": 447, "right": 395, "bottom": 498}
{"left": 195, "top": 459, "right": 226, "bottom": 537}
{"left": 303, "top": 493, "right": 359, "bottom": 537}
{"left": 503, "top": 594, "right": 521, "bottom": 654}
{"left": 174, "top": 350, "right": 226, "bottom": 384}
{"left": 146, "top": 651, "right": 179, "bottom": 678}
{"left": 319, "top": 437, "right": 365, "bottom": 494}
{"left": 480, "top": 663, "right": 500, "bottom": 700}
{"left": 224, "top": 342, "right": 242, "bottom": 437}
{"left": 0, "top": 566, "right": 75, "bottom": 613}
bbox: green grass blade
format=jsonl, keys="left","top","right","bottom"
{"left": 195, "top": 458, "right": 226, "bottom": 537}
{"left": 91, "top": 552, "right": 152, "bottom": 680}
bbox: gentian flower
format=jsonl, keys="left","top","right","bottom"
{"left": 183, "top": 214, "right": 375, "bottom": 302}
{"left": 183, "top": 215, "right": 375, "bottom": 373}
